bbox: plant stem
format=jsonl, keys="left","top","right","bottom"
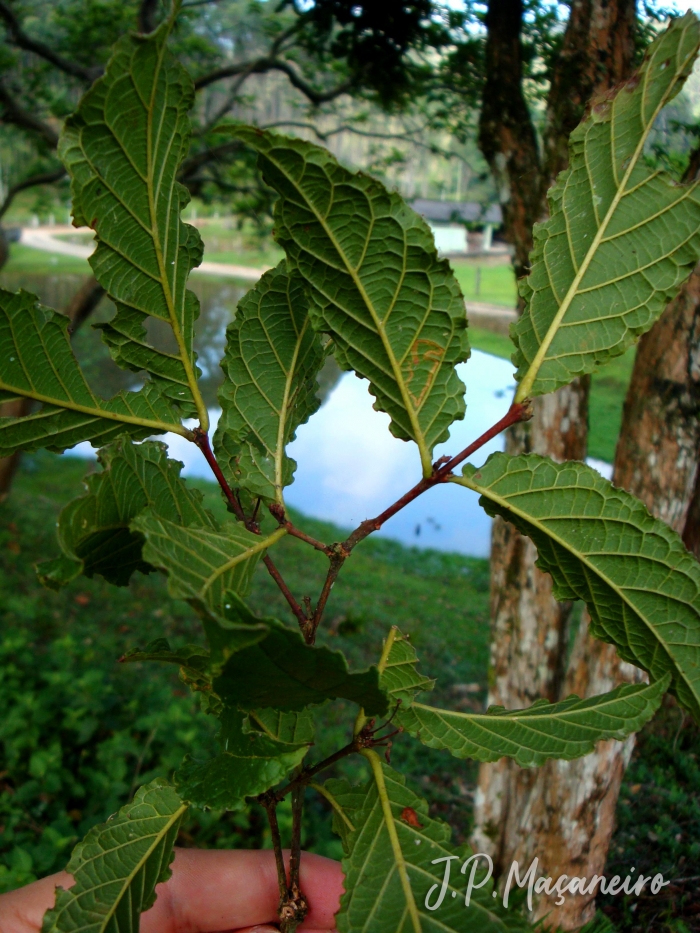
{"left": 193, "top": 428, "right": 308, "bottom": 632}
{"left": 269, "top": 503, "right": 331, "bottom": 553}
{"left": 263, "top": 553, "right": 308, "bottom": 628}
{"left": 261, "top": 794, "right": 288, "bottom": 905}
{"left": 306, "top": 400, "right": 532, "bottom": 635}
{"left": 281, "top": 783, "right": 308, "bottom": 933}
{"left": 273, "top": 719, "right": 385, "bottom": 801}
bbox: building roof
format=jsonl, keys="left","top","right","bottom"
{"left": 410, "top": 199, "right": 502, "bottom": 225}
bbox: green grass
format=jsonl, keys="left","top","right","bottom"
{"left": 0, "top": 456, "right": 695, "bottom": 933}
{"left": 0, "top": 451, "right": 490, "bottom": 891}
{"left": 451, "top": 259, "right": 517, "bottom": 307}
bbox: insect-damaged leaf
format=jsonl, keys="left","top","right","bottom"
{"left": 176, "top": 708, "right": 310, "bottom": 811}
{"left": 0, "top": 291, "right": 186, "bottom": 458}
{"left": 215, "top": 263, "right": 325, "bottom": 502}
{"left": 397, "top": 678, "right": 668, "bottom": 768}
{"left": 59, "top": 17, "right": 207, "bottom": 423}
{"left": 457, "top": 453, "right": 700, "bottom": 720}
{"left": 514, "top": 13, "right": 700, "bottom": 401}
{"left": 225, "top": 125, "right": 469, "bottom": 476}
{"left": 37, "top": 438, "right": 213, "bottom": 588}
{"left": 208, "top": 595, "right": 388, "bottom": 714}
{"left": 332, "top": 753, "right": 528, "bottom": 933}
{"left": 41, "top": 779, "right": 186, "bottom": 933}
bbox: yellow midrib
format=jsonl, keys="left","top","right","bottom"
{"left": 145, "top": 40, "right": 208, "bottom": 431}
{"left": 515, "top": 33, "right": 700, "bottom": 402}
{"left": 362, "top": 749, "right": 422, "bottom": 933}
{"left": 265, "top": 150, "right": 432, "bottom": 475}
{"left": 201, "top": 526, "right": 287, "bottom": 594}
{"left": 0, "top": 379, "right": 191, "bottom": 438}
{"left": 453, "top": 473, "right": 686, "bottom": 695}
{"left": 274, "top": 315, "right": 307, "bottom": 503}
{"left": 64, "top": 804, "right": 187, "bottom": 933}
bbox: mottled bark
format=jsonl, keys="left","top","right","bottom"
{"left": 478, "top": 0, "right": 541, "bottom": 280}
{"left": 473, "top": 0, "right": 637, "bottom": 926}
{"left": 543, "top": 0, "right": 636, "bottom": 181}
{"left": 0, "top": 276, "right": 105, "bottom": 500}
{"left": 475, "top": 269, "right": 700, "bottom": 930}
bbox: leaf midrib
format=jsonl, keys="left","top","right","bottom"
{"left": 58, "top": 804, "right": 186, "bottom": 933}
{"left": 362, "top": 750, "right": 422, "bottom": 933}
{"left": 266, "top": 150, "right": 432, "bottom": 473}
{"left": 0, "top": 378, "right": 189, "bottom": 437}
{"left": 143, "top": 38, "right": 207, "bottom": 430}
{"left": 200, "top": 526, "right": 287, "bottom": 594}
{"left": 515, "top": 28, "right": 700, "bottom": 402}
{"left": 454, "top": 473, "right": 695, "bottom": 702}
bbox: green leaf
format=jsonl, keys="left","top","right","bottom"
{"left": 0, "top": 290, "right": 188, "bottom": 458}
{"left": 335, "top": 753, "right": 528, "bottom": 933}
{"left": 120, "top": 638, "right": 212, "bottom": 693}
{"left": 131, "top": 510, "right": 286, "bottom": 617}
{"left": 211, "top": 594, "right": 388, "bottom": 714}
{"left": 456, "top": 453, "right": 700, "bottom": 720}
{"left": 226, "top": 125, "right": 469, "bottom": 476}
{"left": 214, "top": 263, "right": 325, "bottom": 502}
{"left": 245, "top": 706, "right": 316, "bottom": 746}
{"left": 37, "top": 438, "right": 213, "bottom": 588}
{"left": 175, "top": 708, "right": 309, "bottom": 810}
{"left": 513, "top": 13, "right": 700, "bottom": 402}
{"left": 41, "top": 778, "right": 186, "bottom": 933}
{"left": 59, "top": 18, "right": 207, "bottom": 425}
{"left": 396, "top": 678, "right": 668, "bottom": 767}
{"left": 378, "top": 626, "right": 435, "bottom": 706}
{"left": 316, "top": 777, "right": 363, "bottom": 851}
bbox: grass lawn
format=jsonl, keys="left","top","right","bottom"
{"left": 451, "top": 258, "right": 518, "bottom": 307}
{"left": 0, "top": 451, "right": 490, "bottom": 891}
{"left": 1, "top": 453, "right": 696, "bottom": 932}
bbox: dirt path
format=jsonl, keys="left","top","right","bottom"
{"left": 19, "top": 226, "right": 518, "bottom": 327}
{"left": 19, "top": 226, "right": 269, "bottom": 283}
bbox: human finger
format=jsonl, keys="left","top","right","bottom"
{"left": 141, "top": 848, "right": 343, "bottom": 932}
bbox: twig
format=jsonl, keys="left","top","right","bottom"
{"left": 194, "top": 57, "right": 353, "bottom": 104}
{"left": 263, "top": 553, "right": 308, "bottom": 629}
{"left": 0, "top": 82, "right": 60, "bottom": 148}
{"left": 272, "top": 718, "right": 389, "bottom": 802}
{"left": 261, "top": 793, "right": 288, "bottom": 905}
{"left": 306, "top": 400, "right": 532, "bottom": 636}
{"left": 192, "top": 428, "right": 308, "bottom": 629}
{"left": 0, "top": 167, "right": 66, "bottom": 221}
{"left": 269, "top": 503, "right": 330, "bottom": 554}
{"left": 193, "top": 428, "right": 246, "bottom": 521}
{"left": 280, "top": 783, "right": 308, "bottom": 933}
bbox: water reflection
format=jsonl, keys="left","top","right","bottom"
{"left": 124, "top": 352, "right": 515, "bottom": 558}
{"left": 0, "top": 270, "right": 247, "bottom": 407}
{"left": 1, "top": 269, "right": 516, "bottom": 556}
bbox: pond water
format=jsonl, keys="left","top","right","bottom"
{"left": 0, "top": 268, "right": 520, "bottom": 556}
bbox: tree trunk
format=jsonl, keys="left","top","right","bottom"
{"left": 521, "top": 266, "right": 700, "bottom": 929}
{"left": 472, "top": 0, "right": 637, "bottom": 924}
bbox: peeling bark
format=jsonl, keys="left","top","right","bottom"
{"left": 475, "top": 269, "right": 700, "bottom": 929}
{"left": 473, "top": 0, "right": 637, "bottom": 926}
